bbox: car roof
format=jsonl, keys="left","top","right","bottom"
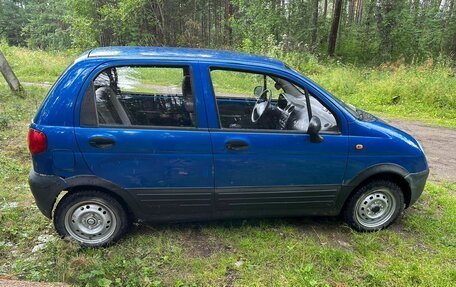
{"left": 84, "top": 46, "right": 286, "bottom": 68}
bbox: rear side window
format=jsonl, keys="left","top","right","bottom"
{"left": 87, "top": 66, "right": 196, "bottom": 128}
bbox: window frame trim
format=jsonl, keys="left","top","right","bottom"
{"left": 80, "top": 64, "right": 200, "bottom": 130}
{"left": 207, "top": 66, "right": 342, "bottom": 135}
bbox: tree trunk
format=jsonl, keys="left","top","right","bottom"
{"left": 224, "top": 0, "right": 232, "bottom": 44}
{"left": 208, "top": 1, "right": 212, "bottom": 46}
{"left": 355, "top": 0, "right": 363, "bottom": 23}
{"left": 0, "top": 51, "right": 24, "bottom": 95}
{"left": 311, "top": 0, "right": 319, "bottom": 51}
{"left": 348, "top": 0, "right": 355, "bottom": 23}
{"left": 447, "top": 0, "right": 455, "bottom": 56}
{"left": 324, "top": 0, "right": 328, "bottom": 18}
{"left": 328, "top": 0, "right": 343, "bottom": 56}
{"left": 449, "top": 0, "right": 454, "bottom": 17}
{"left": 376, "top": 0, "right": 394, "bottom": 58}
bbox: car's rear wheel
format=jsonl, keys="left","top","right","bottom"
{"left": 54, "top": 190, "right": 129, "bottom": 246}
{"left": 343, "top": 180, "right": 404, "bottom": 231}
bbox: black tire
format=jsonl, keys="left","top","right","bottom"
{"left": 54, "top": 190, "right": 129, "bottom": 247}
{"left": 343, "top": 180, "right": 405, "bottom": 232}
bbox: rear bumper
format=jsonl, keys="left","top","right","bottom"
{"left": 404, "top": 168, "right": 429, "bottom": 207}
{"left": 28, "top": 169, "right": 66, "bottom": 218}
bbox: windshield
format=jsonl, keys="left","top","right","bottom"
{"left": 272, "top": 76, "right": 339, "bottom": 132}
{"left": 285, "top": 64, "right": 376, "bottom": 122}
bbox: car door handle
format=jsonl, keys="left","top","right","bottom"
{"left": 89, "top": 137, "right": 115, "bottom": 148}
{"left": 226, "top": 139, "right": 249, "bottom": 151}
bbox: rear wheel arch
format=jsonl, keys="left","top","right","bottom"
{"left": 64, "top": 185, "right": 135, "bottom": 222}
{"left": 53, "top": 176, "right": 138, "bottom": 221}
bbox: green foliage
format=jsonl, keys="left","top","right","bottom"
{"left": 233, "top": 0, "right": 456, "bottom": 64}
{"left": 1, "top": 0, "right": 455, "bottom": 64}
{"left": 0, "top": 0, "right": 27, "bottom": 46}
{"left": 64, "top": 0, "right": 99, "bottom": 48}
{"left": 0, "top": 113, "right": 9, "bottom": 130}
{"left": 22, "top": 1, "right": 71, "bottom": 50}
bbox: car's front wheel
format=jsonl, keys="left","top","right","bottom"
{"left": 343, "top": 180, "right": 404, "bottom": 231}
{"left": 54, "top": 190, "right": 129, "bottom": 246}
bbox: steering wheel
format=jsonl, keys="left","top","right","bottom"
{"left": 251, "top": 89, "right": 272, "bottom": 123}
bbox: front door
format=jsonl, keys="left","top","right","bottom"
{"left": 202, "top": 66, "right": 349, "bottom": 218}
{"left": 75, "top": 63, "right": 213, "bottom": 221}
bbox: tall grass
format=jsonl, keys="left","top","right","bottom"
{"left": 286, "top": 56, "right": 456, "bottom": 127}
{"left": 0, "top": 43, "right": 75, "bottom": 83}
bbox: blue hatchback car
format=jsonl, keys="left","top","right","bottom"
{"left": 28, "top": 47, "right": 429, "bottom": 246}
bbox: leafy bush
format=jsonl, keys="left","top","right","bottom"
{"left": 0, "top": 114, "right": 10, "bottom": 131}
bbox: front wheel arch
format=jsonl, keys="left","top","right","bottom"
{"left": 337, "top": 164, "right": 412, "bottom": 214}
{"left": 345, "top": 172, "right": 411, "bottom": 208}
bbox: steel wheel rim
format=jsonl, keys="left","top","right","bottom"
{"left": 355, "top": 188, "right": 396, "bottom": 228}
{"left": 64, "top": 200, "right": 117, "bottom": 244}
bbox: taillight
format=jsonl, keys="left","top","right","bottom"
{"left": 28, "top": 128, "right": 47, "bottom": 154}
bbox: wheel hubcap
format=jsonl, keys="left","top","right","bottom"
{"left": 355, "top": 188, "right": 396, "bottom": 228}
{"left": 64, "top": 200, "right": 117, "bottom": 244}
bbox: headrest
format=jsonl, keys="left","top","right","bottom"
{"left": 182, "top": 75, "right": 192, "bottom": 97}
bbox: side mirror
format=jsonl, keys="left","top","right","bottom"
{"left": 253, "top": 86, "right": 264, "bottom": 98}
{"left": 307, "top": 116, "right": 324, "bottom": 143}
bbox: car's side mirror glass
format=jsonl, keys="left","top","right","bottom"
{"left": 253, "top": 86, "right": 264, "bottom": 98}
{"left": 307, "top": 116, "right": 324, "bottom": 143}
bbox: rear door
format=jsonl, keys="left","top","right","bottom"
{"left": 201, "top": 64, "right": 349, "bottom": 218}
{"left": 74, "top": 61, "right": 213, "bottom": 221}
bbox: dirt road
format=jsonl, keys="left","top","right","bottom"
{"left": 386, "top": 119, "right": 456, "bottom": 182}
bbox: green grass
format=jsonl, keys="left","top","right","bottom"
{"left": 210, "top": 69, "right": 274, "bottom": 96}
{"left": 305, "top": 63, "right": 456, "bottom": 128}
{"left": 0, "top": 44, "right": 75, "bottom": 83}
{"left": 0, "top": 80, "right": 455, "bottom": 286}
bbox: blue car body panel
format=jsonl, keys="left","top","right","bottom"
{"left": 28, "top": 46, "right": 428, "bottom": 221}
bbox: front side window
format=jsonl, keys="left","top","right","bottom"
{"left": 92, "top": 66, "right": 196, "bottom": 127}
{"left": 210, "top": 69, "right": 338, "bottom": 132}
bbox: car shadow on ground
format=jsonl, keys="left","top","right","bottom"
{"left": 120, "top": 216, "right": 358, "bottom": 257}
{"left": 126, "top": 215, "right": 353, "bottom": 242}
